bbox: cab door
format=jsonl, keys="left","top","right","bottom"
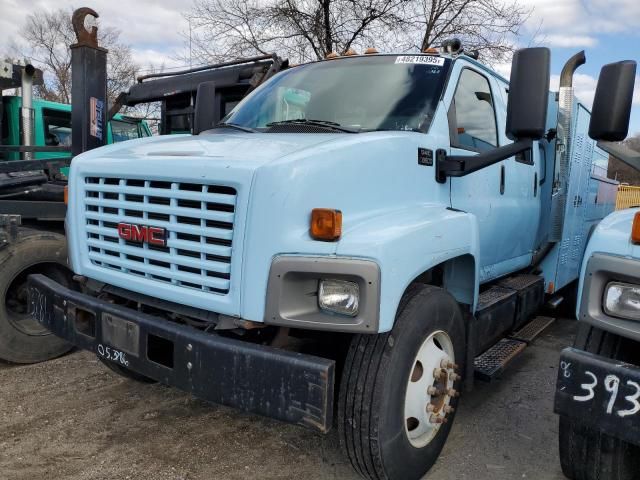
{"left": 445, "top": 64, "right": 540, "bottom": 282}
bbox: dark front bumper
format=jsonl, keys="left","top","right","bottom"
{"left": 28, "top": 274, "right": 335, "bottom": 432}
{"left": 555, "top": 347, "right": 640, "bottom": 446}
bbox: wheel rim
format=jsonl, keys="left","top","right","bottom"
{"left": 4, "top": 266, "right": 58, "bottom": 336}
{"left": 404, "top": 330, "right": 459, "bottom": 448}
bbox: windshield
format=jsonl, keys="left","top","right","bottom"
{"left": 222, "top": 55, "right": 451, "bottom": 133}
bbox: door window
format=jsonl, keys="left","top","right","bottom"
{"left": 111, "top": 120, "right": 142, "bottom": 142}
{"left": 43, "top": 108, "right": 72, "bottom": 147}
{"left": 449, "top": 69, "right": 498, "bottom": 152}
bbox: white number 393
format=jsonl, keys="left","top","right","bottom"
{"left": 573, "top": 370, "right": 640, "bottom": 417}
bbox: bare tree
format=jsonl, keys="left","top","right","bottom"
{"left": 16, "top": 8, "right": 138, "bottom": 105}
{"left": 185, "top": 0, "right": 529, "bottom": 65}
{"left": 399, "top": 0, "right": 530, "bottom": 63}
{"left": 185, "top": 0, "right": 408, "bottom": 63}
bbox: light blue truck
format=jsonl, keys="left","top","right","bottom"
{"left": 554, "top": 60, "right": 640, "bottom": 480}
{"left": 27, "top": 44, "right": 635, "bottom": 479}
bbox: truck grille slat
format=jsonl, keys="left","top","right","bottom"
{"left": 85, "top": 211, "right": 233, "bottom": 240}
{"left": 85, "top": 197, "right": 235, "bottom": 224}
{"left": 84, "top": 183, "right": 237, "bottom": 206}
{"left": 82, "top": 177, "right": 237, "bottom": 295}
{"left": 86, "top": 238, "right": 231, "bottom": 273}
{"left": 87, "top": 252, "right": 230, "bottom": 291}
{"left": 85, "top": 225, "right": 233, "bottom": 258}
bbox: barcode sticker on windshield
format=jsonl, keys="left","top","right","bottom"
{"left": 395, "top": 55, "right": 445, "bottom": 66}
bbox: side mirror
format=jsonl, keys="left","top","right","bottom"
{"left": 589, "top": 60, "right": 640, "bottom": 172}
{"left": 193, "top": 81, "right": 219, "bottom": 135}
{"left": 506, "top": 47, "right": 550, "bottom": 141}
{"left": 589, "top": 60, "right": 636, "bottom": 142}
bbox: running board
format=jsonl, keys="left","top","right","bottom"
{"left": 474, "top": 316, "right": 556, "bottom": 381}
{"left": 510, "top": 316, "right": 555, "bottom": 344}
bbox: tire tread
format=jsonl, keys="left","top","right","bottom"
{"left": 559, "top": 324, "right": 640, "bottom": 480}
{"left": 339, "top": 284, "right": 457, "bottom": 480}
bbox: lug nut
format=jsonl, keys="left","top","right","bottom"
{"left": 447, "top": 388, "right": 459, "bottom": 398}
{"left": 427, "top": 386, "right": 441, "bottom": 396}
{"left": 444, "top": 405, "right": 455, "bottom": 414}
{"left": 433, "top": 368, "right": 445, "bottom": 380}
{"left": 430, "top": 415, "right": 444, "bottom": 424}
{"left": 441, "top": 359, "right": 459, "bottom": 370}
{"left": 427, "top": 403, "right": 436, "bottom": 413}
{"left": 450, "top": 373, "right": 461, "bottom": 382}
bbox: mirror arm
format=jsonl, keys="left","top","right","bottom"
{"left": 436, "top": 139, "right": 533, "bottom": 183}
{"left": 597, "top": 141, "right": 640, "bottom": 173}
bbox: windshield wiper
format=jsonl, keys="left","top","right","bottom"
{"left": 266, "top": 119, "right": 358, "bottom": 133}
{"left": 362, "top": 128, "right": 424, "bottom": 133}
{"left": 215, "top": 122, "right": 256, "bottom": 133}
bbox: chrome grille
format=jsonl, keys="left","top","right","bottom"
{"left": 83, "top": 177, "right": 237, "bottom": 294}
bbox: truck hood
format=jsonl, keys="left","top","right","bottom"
{"left": 68, "top": 129, "right": 436, "bottom": 319}
{"left": 586, "top": 207, "right": 640, "bottom": 259}
{"left": 72, "top": 132, "right": 345, "bottom": 169}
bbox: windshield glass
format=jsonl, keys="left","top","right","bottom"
{"left": 222, "top": 55, "right": 451, "bottom": 133}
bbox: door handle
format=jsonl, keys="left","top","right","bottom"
{"left": 500, "top": 165, "right": 505, "bottom": 195}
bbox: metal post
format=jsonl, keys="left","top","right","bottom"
{"left": 20, "top": 64, "right": 36, "bottom": 160}
{"left": 70, "top": 8, "right": 108, "bottom": 157}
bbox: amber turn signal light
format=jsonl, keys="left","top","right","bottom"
{"left": 632, "top": 211, "right": 640, "bottom": 244}
{"left": 64, "top": 185, "right": 68, "bottom": 205}
{"left": 310, "top": 208, "right": 342, "bottom": 241}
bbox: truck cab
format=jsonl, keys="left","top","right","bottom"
{"left": 553, "top": 59, "right": 640, "bottom": 479}
{"left": 28, "top": 46, "right": 631, "bottom": 480}
{"left": 1, "top": 96, "right": 152, "bottom": 161}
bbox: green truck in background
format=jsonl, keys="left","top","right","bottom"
{"left": 0, "top": 6, "right": 281, "bottom": 365}
{"left": 0, "top": 89, "right": 151, "bottom": 364}
{"left": 1, "top": 95, "right": 152, "bottom": 164}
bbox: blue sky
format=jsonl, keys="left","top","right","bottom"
{"left": 2, "top": 0, "right": 639, "bottom": 134}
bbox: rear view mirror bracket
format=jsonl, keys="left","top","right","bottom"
{"left": 436, "top": 139, "right": 533, "bottom": 184}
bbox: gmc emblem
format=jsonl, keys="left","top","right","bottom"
{"left": 117, "top": 223, "right": 167, "bottom": 247}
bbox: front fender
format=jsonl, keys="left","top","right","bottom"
{"left": 336, "top": 204, "right": 480, "bottom": 332}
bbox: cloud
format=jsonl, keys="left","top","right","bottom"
{"left": 492, "top": 61, "right": 512, "bottom": 80}
{"left": 548, "top": 73, "right": 597, "bottom": 106}
{"left": 539, "top": 35, "right": 598, "bottom": 48}
{"left": 520, "top": 0, "right": 640, "bottom": 41}
{"left": 0, "top": 0, "right": 187, "bottom": 69}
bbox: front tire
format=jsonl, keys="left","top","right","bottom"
{"left": 0, "top": 229, "right": 73, "bottom": 363}
{"left": 559, "top": 325, "right": 640, "bottom": 480}
{"left": 338, "top": 284, "right": 465, "bottom": 480}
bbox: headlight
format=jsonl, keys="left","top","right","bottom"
{"left": 318, "top": 279, "right": 359, "bottom": 317}
{"left": 604, "top": 282, "right": 640, "bottom": 320}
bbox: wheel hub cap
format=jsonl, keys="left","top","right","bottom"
{"left": 404, "top": 330, "right": 458, "bottom": 448}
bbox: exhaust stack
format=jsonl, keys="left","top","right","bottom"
{"left": 549, "top": 51, "right": 586, "bottom": 242}
{"left": 20, "top": 64, "right": 36, "bottom": 160}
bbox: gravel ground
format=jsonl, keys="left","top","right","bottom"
{"left": 0, "top": 318, "right": 575, "bottom": 480}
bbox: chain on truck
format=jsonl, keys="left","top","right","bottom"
{"left": 25, "top": 9, "right": 637, "bottom": 480}
{"left": 0, "top": 7, "right": 284, "bottom": 364}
